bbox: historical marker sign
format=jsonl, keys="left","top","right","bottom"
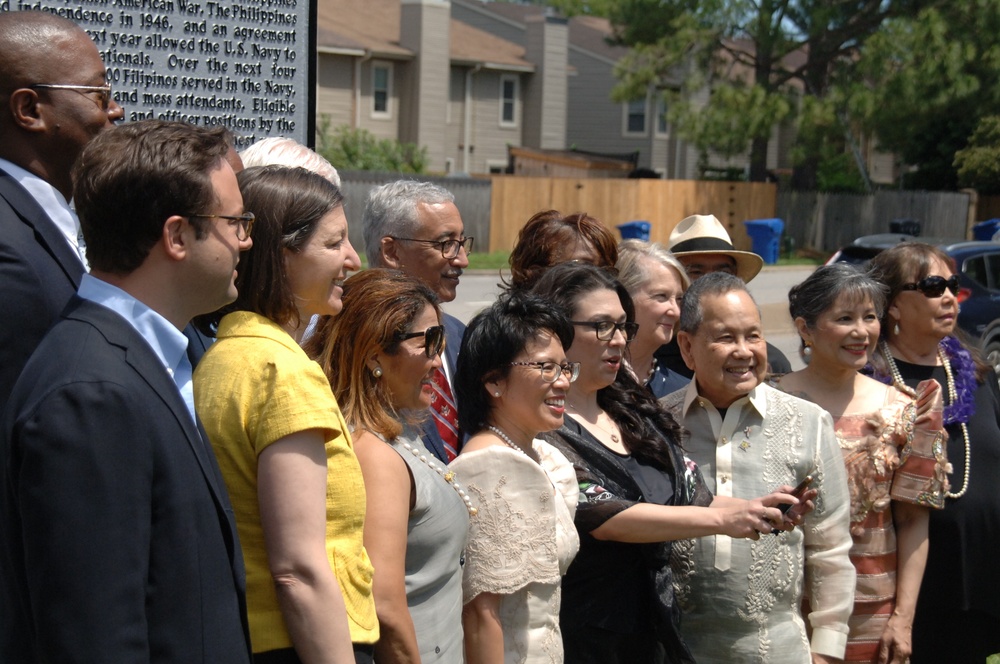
{"left": 1, "top": 0, "right": 315, "bottom": 147}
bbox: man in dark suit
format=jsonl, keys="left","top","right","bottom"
{"left": 0, "top": 11, "right": 124, "bottom": 409}
{"left": 1, "top": 120, "right": 254, "bottom": 663}
{"left": 363, "top": 180, "right": 472, "bottom": 463}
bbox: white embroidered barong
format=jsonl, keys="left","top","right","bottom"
{"left": 661, "top": 382, "right": 855, "bottom": 663}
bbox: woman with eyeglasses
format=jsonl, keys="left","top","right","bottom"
{"left": 450, "top": 290, "right": 581, "bottom": 664}
{"left": 304, "top": 269, "right": 471, "bottom": 664}
{"left": 867, "top": 243, "right": 1000, "bottom": 663}
{"left": 616, "top": 240, "right": 691, "bottom": 398}
{"left": 531, "top": 262, "right": 806, "bottom": 664}
{"left": 194, "top": 166, "right": 377, "bottom": 664}
{"left": 771, "top": 263, "right": 949, "bottom": 664}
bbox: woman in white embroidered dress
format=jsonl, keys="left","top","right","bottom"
{"left": 450, "top": 291, "right": 581, "bottom": 664}
{"left": 774, "top": 263, "right": 948, "bottom": 664}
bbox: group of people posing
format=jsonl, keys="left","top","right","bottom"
{"left": 2, "top": 11, "right": 1000, "bottom": 664}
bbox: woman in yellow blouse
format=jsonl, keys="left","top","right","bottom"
{"left": 194, "top": 165, "right": 377, "bottom": 664}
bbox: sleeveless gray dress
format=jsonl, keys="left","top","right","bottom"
{"left": 389, "top": 429, "right": 470, "bottom": 662}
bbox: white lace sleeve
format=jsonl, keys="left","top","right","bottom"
{"left": 450, "top": 447, "right": 565, "bottom": 602}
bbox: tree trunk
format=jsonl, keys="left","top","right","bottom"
{"left": 749, "top": 135, "right": 769, "bottom": 181}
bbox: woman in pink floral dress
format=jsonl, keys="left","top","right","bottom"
{"left": 772, "top": 264, "right": 949, "bottom": 664}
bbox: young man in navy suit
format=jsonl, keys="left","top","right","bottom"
{"left": 363, "top": 180, "right": 472, "bottom": 463}
{"left": 0, "top": 11, "right": 125, "bottom": 409}
{"left": 0, "top": 120, "right": 254, "bottom": 663}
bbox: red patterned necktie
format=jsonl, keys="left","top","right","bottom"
{"left": 429, "top": 367, "right": 460, "bottom": 461}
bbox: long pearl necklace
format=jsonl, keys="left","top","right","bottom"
{"left": 400, "top": 440, "right": 477, "bottom": 516}
{"left": 881, "top": 340, "right": 970, "bottom": 499}
{"left": 487, "top": 425, "right": 532, "bottom": 459}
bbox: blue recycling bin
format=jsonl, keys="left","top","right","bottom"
{"left": 743, "top": 218, "right": 784, "bottom": 264}
{"left": 617, "top": 220, "right": 651, "bottom": 241}
{"left": 973, "top": 218, "right": 1000, "bottom": 241}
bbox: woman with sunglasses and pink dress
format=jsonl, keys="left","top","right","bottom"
{"left": 867, "top": 243, "right": 1000, "bottom": 663}
{"left": 306, "top": 269, "right": 471, "bottom": 664}
{"left": 772, "top": 263, "right": 949, "bottom": 663}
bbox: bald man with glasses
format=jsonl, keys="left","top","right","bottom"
{"left": 0, "top": 10, "right": 125, "bottom": 409}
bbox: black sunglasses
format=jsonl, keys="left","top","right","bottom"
{"left": 900, "top": 275, "right": 959, "bottom": 298}
{"left": 394, "top": 325, "right": 445, "bottom": 358}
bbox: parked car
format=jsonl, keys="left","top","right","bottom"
{"left": 827, "top": 235, "right": 1000, "bottom": 372}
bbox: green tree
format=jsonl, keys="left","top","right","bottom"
{"left": 316, "top": 118, "right": 428, "bottom": 174}
{"left": 851, "top": 3, "right": 1000, "bottom": 189}
{"left": 607, "top": 0, "right": 934, "bottom": 187}
{"left": 955, "top": 115, "right": 1000, "bottom": 194}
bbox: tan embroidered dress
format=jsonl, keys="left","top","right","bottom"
{"left": 450, "top": 439, "right": 580, "bottom": 664}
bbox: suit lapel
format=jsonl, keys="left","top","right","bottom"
{"left": 0, "top": 170, "right": 84, "bottom": 288}
{"left": 65, "top": 299, "right": 232, "bottom": 511}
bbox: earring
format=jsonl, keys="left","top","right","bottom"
{"left": 494, "top": 391, "right": 501, "bottom": 397}
{"left": 372, "top": 366, "right": 383, "bottom": 378}
{"left": 893, "top": 322, "right": 900, "bottom": 336}
{"left": 802, "top": 344, "right": 812, "bottom": 357}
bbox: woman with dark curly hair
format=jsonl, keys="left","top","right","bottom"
{"left": 868, "top": 242, "right": 1000, "bottom": 663}
{"left": 531, "top": 262, "right": 803, "bottom": 664}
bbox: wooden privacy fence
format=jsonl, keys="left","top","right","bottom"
{"left": 777, "top": 190, "right": 976, "bottom": 255}
{"left": 487, "top": 177, "right": 778, "bottom": 253}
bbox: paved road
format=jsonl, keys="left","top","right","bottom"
{"left": 442, "top": 265, "right": 818, "bottom": 372}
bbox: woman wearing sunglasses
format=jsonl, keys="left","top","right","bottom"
{"left": 305, "top": 269, "right": 471, "bottom": 663}
{"left": 450, "top": 291, "right": 581, "bottom": 663}
{"left": 193, "top": 166, "right": 376, "bottom": 663}
{"left": 772, "top": 263, "right": 949, "bottom": 663}
{"left": 867, "top": 243, "right": 1000, "bottom": 663}
{"left": 530, "top": 262, "right": 805, "bottom": 664}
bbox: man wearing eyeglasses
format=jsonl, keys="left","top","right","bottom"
{"left": 1, "top": 120, "right": 254, "bottom": 663}
{"left": 363, "top": 180, "right": 473, "bottom": 463}
{"left": 661, "top": 272, "right": 854, "bottom": 664}
{"left": 0, "top": 11, "right": 124, "bottom": 409}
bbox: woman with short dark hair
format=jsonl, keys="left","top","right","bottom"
{"left": 450, "top": 291, "right": 581, "bottom": 663}
{"left": 506, "top": 209, "right": 618, "bottom": 290}
{"left": 773, "top": 262, "right": 948, "bottom": 663}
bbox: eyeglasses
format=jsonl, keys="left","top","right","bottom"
{"left": 571, "top": 320, "right": 639, "bottom": 342}
{"left": 509, "top": 361, "right": 581, "bottom": 383}
{"left": 394, "top": 325, "right": 445, "bottom": 358}
{"left": 30, "top": 83, "right": 113, "bottom": 111}
{"left": 391, "top": 236, "right": 474, "bottom": 259}
{"left": 185, "top": 212, "right": 255, "bottom": 241}
{"left": 900, "top": 275, "right": 959, "bottom": 298}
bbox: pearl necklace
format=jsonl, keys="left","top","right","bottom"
{"left": 487, "top": 425, "right": 532, "bottom": 459}
{"left": 880, "top": 340, "right": 970, "bottom": 499}
{"left": 400, "top": 440, "right": 477, "bottom": 516}
{"left": 643, "top": 357, "right": 659, "bottom": 386}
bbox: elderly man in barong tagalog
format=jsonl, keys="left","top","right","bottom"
{"left": 661, "top": 272, "right": 855, "bottom": 664}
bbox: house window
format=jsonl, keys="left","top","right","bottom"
{"left": 372, "top": 62, "right": 392, "bottom": 118}
{"left": 624, "top": 99, "right": 647, "bottom": 135}
{"left": 655, "top": 95, "right": 669, "bottom": 136}
{"left": 500, "top": 74, "right": 518, "bottom": 127}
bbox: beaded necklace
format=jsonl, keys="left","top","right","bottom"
{"left": 399, "top": 440, "right": 477, "bottom": 516}
{"left": 878, "top": 338, "right": 971, "bottom": 499}
{"left": 487, "top": 425, "right": 533, "bottom": 459}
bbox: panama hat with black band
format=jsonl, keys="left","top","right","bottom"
{"left": 668, "top": 214, "right": 764, "bottom": 283}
